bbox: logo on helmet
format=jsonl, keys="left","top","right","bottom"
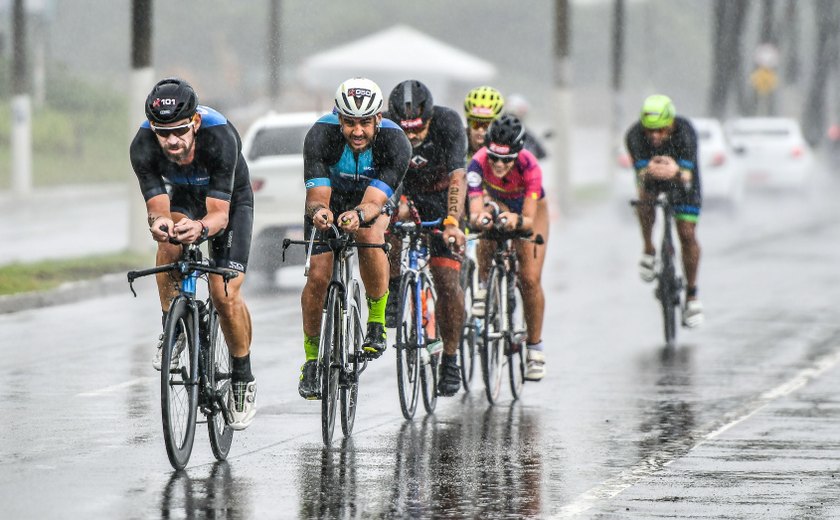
{"left": 471, "top": 107, "right": 494, "bottom": 117}
{"left": 488, "top": 143, "right": 511, "bottom": 155}
{"left": 400, "top": 117, "right": 424, "bottom": 130}
{"left": 348, "top": 88, "right": 372, "bottom": 98}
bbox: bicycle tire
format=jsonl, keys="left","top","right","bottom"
{"left": 206, "top": 303, "right": 233, "bottom": 461}
{"left": 420, "top": 279, "right": 439, "bottom": 414}
{"left": 160, "top": 297, "right": 198, "bottom": 470}
{"left": 508, "top": 276, "right": 527, "bottom": 399}
{"left": 341, "top": 282, "right": 363, "bottom": 437}
{"left": 659, "top": 253, "right": 678, "bottom": 347}
{"left": 396, "top": 273, "right": 420, "bottom": 419}
{"left": 481, "top": 266, "right": 505, "bottom": 404}
{"left": 459, "top": 258, "right": 478, "bottom": 391}
{"left": 321, "top": 286, "right": 342, "bottom": 445}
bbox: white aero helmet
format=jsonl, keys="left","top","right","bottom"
{"left": 334, "top": 77, "right": 384, "bottom": 118}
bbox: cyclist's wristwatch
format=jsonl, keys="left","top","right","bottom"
{"left": 443, "top": 215, "right": 459, "bottom": 228}
{"left": 355, "top": 208, "right": 365, "bottom": 224}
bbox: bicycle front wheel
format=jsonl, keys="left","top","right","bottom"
{"left": 508, "top": 277, "right": 527, "bottom": 400}
{"left": 396, "top": 273, "right": 420, "bottom": 420}
{"left": 160, "top": 297, "right": 198, "bottom": 470}
{"left": 206, "top": 303, "right": 233, "bottom": 461}
{"left": 459, "top": 257, "right": 477, "bottom": 391}
{"left": 420, "top": 279, "right": 439, "bottom": 414}
{"left": 321, "top": 286, "right": 342, "bottom": 445}
{"left": 481, "top": 267, "right": 505, "bottom": 405}
{"left": 341, "top": 282, "right": 363, "bottom": 437}
{"left": 659, "top": 256, "right": 678, "bottom": 347}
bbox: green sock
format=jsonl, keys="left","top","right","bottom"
{"left": 304, "top": 334, "right": 320, "bottom": 361}
{"left": 366, "top": 290, "right": 389, "bottom": 326}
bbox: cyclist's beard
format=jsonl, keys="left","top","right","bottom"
{"left": 163, "top": 140, "right": 194, "bottom": 164}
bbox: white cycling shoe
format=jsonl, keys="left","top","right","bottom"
{"left": 524, "top": 348, "right": 546, "bottom": 381}
{"left": 227, "top": 380, "right": 257, "bottom": 431}
{"left": 152, "top": 333, "right": 186, "bottom": 371}
{"left": 639, "top": 253, "right": 658, "bottom": 283}
{"left": 682, "top": 299, "right": 704, "bottom": 328}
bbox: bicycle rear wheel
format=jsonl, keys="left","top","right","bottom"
{"left": 459, "top": 257, "right": 477, "bottom": 391}
{"left": 396, "top": 273, "right": 420, "bottom": 419}
{"left": 508, "top": 277, "right": 527, "bottom": 399}
{"left": 481, "top": 267, "right": 505, "bottom": 405}
{"left": 420, "top": 280, "right": 439, "bottom": 414}
{"left": 321, "top": 286, "right": 342, "bottom": 445}
{"left": 206, "top": 303, "right": 233, "bottom": 460}
{"left": 341, "top": 283, "right": 363, "bottom": 437}
{"left": 160, "top": 297, "right": 198, "bottom": 470}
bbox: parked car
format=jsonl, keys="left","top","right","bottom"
{"left": 724, "top": 117, "right": 815, "bottom": 190}
{"left": 241, "top": 111, "right": 320, "bottom": 279}
{"left": 613, "top": 117, "right": 745, "bottom": 209}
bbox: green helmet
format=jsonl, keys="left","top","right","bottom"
{"left": 640, "top": 94, "right": 676, "bottom": 129}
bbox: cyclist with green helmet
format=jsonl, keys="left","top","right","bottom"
{"left": 625, "top": 94, "right": 704, "bottom": 328}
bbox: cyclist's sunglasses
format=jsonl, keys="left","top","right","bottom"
{"left": 468, "top": 119, "right": 492, "bottom": 131}
{"left": 150, "top": 120, "right": 195, "bottom": 138}
{"left": 487, "top": 152, "right": 517, "bottom": 164}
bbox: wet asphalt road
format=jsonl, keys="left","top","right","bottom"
{"left": 2, "top": 172, "right": 840, "bottom": 519}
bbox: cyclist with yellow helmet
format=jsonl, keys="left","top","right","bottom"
{"left": 625, "top": 94, "right": 703, "bottom": 328}
{"left": 464, "top": 86, "right": 505, "bottom": 160}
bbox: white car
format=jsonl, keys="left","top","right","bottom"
{"left": 241, "top": 111, "right": 321, "bottom": 277}
{"left": 724, "top": 117, "right": 815, "bottom": 190}
{"left": 613, "top": 118, "right": 745, "bottom": 209}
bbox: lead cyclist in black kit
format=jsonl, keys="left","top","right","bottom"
{"left": 129, "top": 78, "right": 257, "bottom": 430}
{"left": 297, "top": 78, "right": 412, "bottom": 399}
{"left": 383, "top": 79, "right": 468, "bottom": 397}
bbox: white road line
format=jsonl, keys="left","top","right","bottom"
{"left": 551, "top": 347, "right": 840, "bottom": 518}
{"left": 77, "top": 377, "right": 155, "bottom": 397}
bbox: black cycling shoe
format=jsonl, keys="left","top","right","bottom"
{"left": 385, "top": 278, "right": 401, "bottom": 328}
{"left": 362, "top": 322, "right": 387, "bottom": 359}
{"left": 298, "top": 360, "right": 319, "bottom": 400}
{"left": 437, "top": 353, "right": 461, "bottom": 397}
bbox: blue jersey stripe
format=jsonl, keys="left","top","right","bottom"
{"left": 369, "top": 179, "right": 394, "bottom": 198}
{"left": 305, "top": 178, "right": 331, "bottom": 190}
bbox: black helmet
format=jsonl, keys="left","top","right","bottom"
{"left": 388, "top": 80, "right": 434, "bottom": 130}
{"left": 485, "top": 114, "right": 526, "bottom": 155}
{"left": 145, "top": 78, "right": 198, "bottom": 124}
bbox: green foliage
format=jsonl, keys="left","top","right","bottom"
{"left": 0, "top": 250, "right": 153, "bottom": 296}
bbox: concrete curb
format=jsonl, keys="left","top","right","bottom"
{"left": 0, "top": 273, "right": 129, "bottom": 314}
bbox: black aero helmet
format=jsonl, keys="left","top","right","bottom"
{"left": 485, "top": 114, "right": 526, "bottom": 155}
{"left": 388, "top": 80, "right": 434, "bottom": 130}
{"left": 145, "top": 78, "right": 198, "bottom": 124}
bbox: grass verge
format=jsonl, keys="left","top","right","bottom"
{"left": 0, "top": 250, "right": 155, "bottom": 296}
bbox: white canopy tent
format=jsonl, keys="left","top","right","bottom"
{"left": 298, "top": 25, "right": 497, "bottom": 112}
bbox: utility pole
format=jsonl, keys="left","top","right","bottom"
{"left": 553, "top": 0, "right": 571, "bottom": 215}
{"left": 129, "top": 0, "right": 155, "bottom": 253}
{"left": 268, "top": 0, "right": 282, "bottom": 109}
{"left": 11, "top": 0, "right": 32, "bottom": 195}
{"left": 609, "top": 0, "right": 625, "bottom": 184}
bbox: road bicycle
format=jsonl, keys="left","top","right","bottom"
{"left": 128, "top": 238, "right": 239, "bottom": 470}
{"left": 473, "top": 215, "right": 543, "bottom": 405}
{"left": 283, "top": 224, "right": 388, "bottom": 445}
{"left": 390, "top": 205, "right": 444, "bottom": 420}
{"left": 631, "top": 192, "right": 684, "bottom": 347}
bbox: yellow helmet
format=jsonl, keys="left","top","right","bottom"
{"left": 464, "top": 86, "right": 504, "bottom": 121}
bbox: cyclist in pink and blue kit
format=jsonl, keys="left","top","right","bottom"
{"left": 467, "top": 114, "right": 550, "bottom": 381}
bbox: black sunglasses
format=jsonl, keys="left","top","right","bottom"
{"left": 150, "top": 120, "right": 195, "bottom": 138}
{"left": 487, "top": 152, "right": 517, "bottom": 164}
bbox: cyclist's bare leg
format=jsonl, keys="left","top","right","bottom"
{"left": 301, "top": 253, "right": 333, "bottom": 338}
{"left": 387, "top": 232, "right": 402, "bottom": 280}
{"left": 209, "top": 274, "right": 252, "bottom": 357}
{"left": 515, "top": 198, "right": 549, "bottom": 344}
{"left": 476, "top": 237, "right": 494, "bottom": 285}
{"left": 430, "top": 262, "right": 465, "bottom": 356}
{"left": 676, "top": 219, "right": 700, "bottom": 297}
{"left": 355, "top": 215, "right": 389, "bottom": 299}
{"left": 155, "top": 211, "right": 188, "bottom": 311}
{"left": 636, "top": 188, "right": 657, "bottom": 255}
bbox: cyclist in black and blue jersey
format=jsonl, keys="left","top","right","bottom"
{"left": 129, "top": 77, "right": 256, "bottom": 430}
{"left": 625, "top": 94, "right": 704, "bottom": 328}
{"left": 383, "top": 79, "right": 468, "bottom": 397}
{"left": 298, "top": 77, "right": 412, "bottom": 399}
